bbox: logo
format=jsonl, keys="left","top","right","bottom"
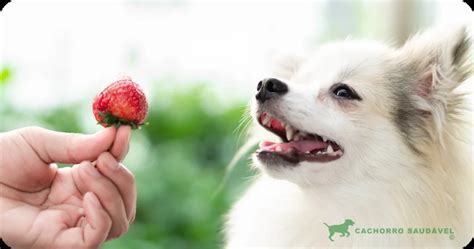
{"left": 322, "top": 218, "right": 456, "bottom": 242}
{"left": 323, "top": 219, "right": 355, "bottom": 242}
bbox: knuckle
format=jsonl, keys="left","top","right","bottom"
{"left": 26, "top": 125, "right": 43, "bottom": 132}
{"left": 21, "top": 126, "right": 43, "bottom": 139}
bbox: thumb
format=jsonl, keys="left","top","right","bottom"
{"left": 110, "top": 125, "right": 132, "bottom": 162}
{"left": 22, "top": 126, "right": 117, "bottom": 164}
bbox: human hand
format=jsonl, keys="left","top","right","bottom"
{"left": 0, "top": 126, "right": 136, "bottom": 248}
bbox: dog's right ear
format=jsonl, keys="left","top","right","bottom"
{"left": 270, "top": 54, "right": 306, "bottom": 80}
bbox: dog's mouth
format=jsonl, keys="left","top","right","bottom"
{"left": 256, "top": 112, "right": 343, "bottom": 163}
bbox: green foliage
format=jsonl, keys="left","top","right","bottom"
{"left": 1, "top": 83, "right": 254, "bottom": 248}
{"left": 0, "top": 66, "right": 13, "bottom": 86}
{"left": 105, "top": 85, "right": 253, "bottom": 248}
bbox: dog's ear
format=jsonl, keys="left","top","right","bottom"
{"left": 399, "top": 24, "right": 471, "bottom": 98}
{"left": 398, "top": 23, "right": 472, "bottom": 143}
{"left": 270, "top": 54, "right": 306, "bottom": 80}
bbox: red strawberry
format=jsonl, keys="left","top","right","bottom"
{"left": 92, "top": 77, "right": 148, "bottom": 129}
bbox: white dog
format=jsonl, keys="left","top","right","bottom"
{"left": 225, "top": 24, "right": 473, "bottom": 248}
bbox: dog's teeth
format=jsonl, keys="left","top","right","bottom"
{"left": 327, "top": 144, "right": 334, "bottom": 153}
{"left": 286, "top": 126, "right": 295, "bottom": 141}
{"left": 306, "top": 151, "right": 311, "bottom": 154}
{"left": 316, "top": 151, "right": 322, "bottom": 155}
{"left": 328, "top": 150, "right": 343, "bottom": 157}
{"left": 275, "top": 146, "right": 282, "bottom": 152}
{"left": 322, "top": 136, "right": 328, "bottom": 142}
{"left": 262, "top": 115, "right": 272, "bottom": 126}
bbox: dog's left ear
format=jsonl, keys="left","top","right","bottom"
{"left": 398, "top": 24, "right": 471, "bottom": 142}
{"left": 399, "top": 24, "right": 471, "bottom": 98}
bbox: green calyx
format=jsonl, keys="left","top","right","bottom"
{"left": 98, "top": 111, "right": 141, "bottom": 130}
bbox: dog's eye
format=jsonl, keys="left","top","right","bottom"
{"left": 331, "top": 83, "right": 361, "bottom": 100}
{"left": 334, "top": 87, "right": 351, "bottom": 98}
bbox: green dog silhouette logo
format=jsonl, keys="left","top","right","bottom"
{"left": 323, "top": 219, "right": 355, "bottom": 241}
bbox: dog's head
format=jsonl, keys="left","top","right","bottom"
{"left": 344, "top": 219, "right": 355, "bottom": 226}
{"left": 251, "top": 24, "right": 471, "bottom": 186}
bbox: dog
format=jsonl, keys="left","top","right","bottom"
{"left": 324, "top": 219, "right": 355, "bottom": 241}
{"left": 225, "top": 23, "right": 472, "bottom": 248}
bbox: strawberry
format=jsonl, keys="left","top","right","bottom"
{"left": 92, "top": 77, "right": 148, "bottom": 129}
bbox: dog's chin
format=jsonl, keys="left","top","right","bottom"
{"left": 254, "top": 151, "right": 352, "bottom": 186}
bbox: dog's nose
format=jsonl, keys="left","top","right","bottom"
{"left": 255, "top": 78, "right": 288, "bottom": 103}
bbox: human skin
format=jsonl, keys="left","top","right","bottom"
{"left": 0, "top": 126, "right": 136, "bottom": 248}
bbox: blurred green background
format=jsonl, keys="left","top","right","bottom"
{"left": 0, "top": 68, "right": 254, "bottom": 248}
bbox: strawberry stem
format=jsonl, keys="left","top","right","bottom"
{"left": 98, "top": 111, "right": 141, "bottom": 129}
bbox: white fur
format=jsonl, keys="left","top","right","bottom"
{"left": 225, "top": 24, "right": 473, "bottom": 248}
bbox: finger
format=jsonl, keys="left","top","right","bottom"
{"left": 110, "top": 125, "right": 131, "bottom": 162}
{"left": 83, "top": 192, "right": 112, "bottom": 246}
{"left": 76, "top": 216, "right": 87, "bottom": 228}
{"left": 96, "top": 152, "right": 136, "bottom": 222}
{"left": 72, "top": 161, "right": 129, "bottom": 239}
{"left": 20, "top": 126, "right": 116, "bottom": 164}
{"left": 54, "top": 192, "right": 111, "bottom": 248}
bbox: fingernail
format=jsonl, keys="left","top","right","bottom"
{"left": 85, "top": 162, "right": 101, "bottom": 177}
{"left": 86, "top": 192, "right": 101, "bottom": 207}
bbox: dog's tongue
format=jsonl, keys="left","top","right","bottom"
{"left": 259, "top": 140, "right": 326, "bottom": 153}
